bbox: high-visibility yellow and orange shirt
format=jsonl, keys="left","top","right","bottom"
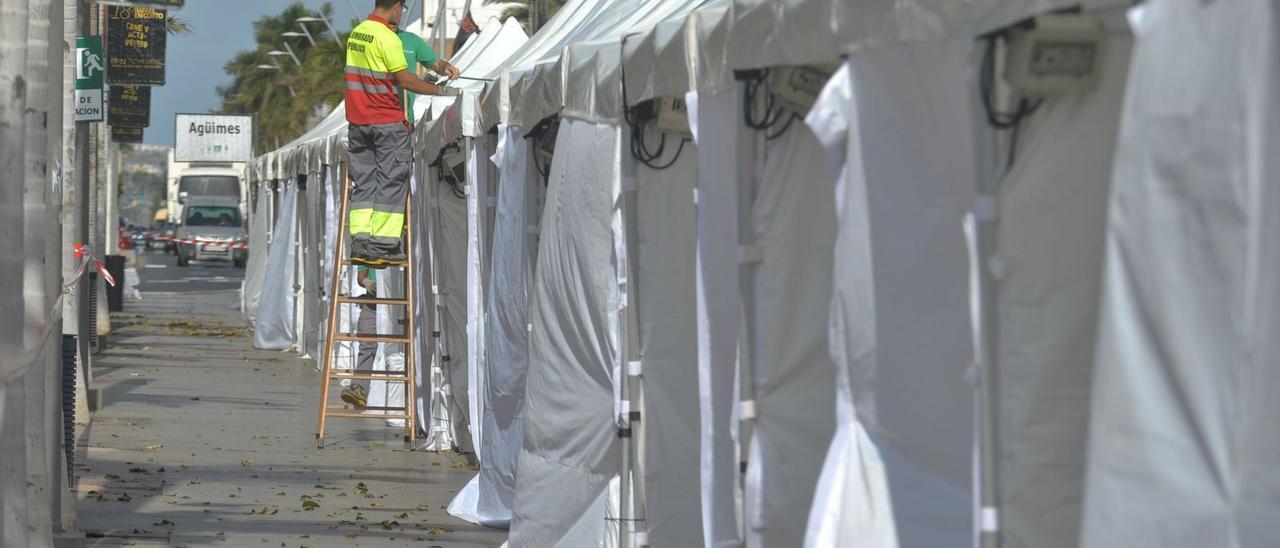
{"left": 344, "top": 15, "right": 409, "bottom": 125}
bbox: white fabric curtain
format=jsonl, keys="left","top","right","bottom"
{"left": 1082, "top": 2, "right": 1280, "bottom": 546}
{"left": 804, "top": 40, "right": 977, "bottom": 547}
{"left": 431, "top": 149, "right": 476, "bottom": 453}
{"left": 987, "top": 22, "right": 1130, "bottom": 548}
{"left": 507, "top": 119, "right": 622, "bottom": 548}
{"left": 741, "top": 109, "right": 839, "bottom": 548}
{"left": 467, "top": 134, "right": 499, "bottom": 457}
{"left": 689, "top": 89, "right": 745, "bottom": 548}
{"left": 411, "top": 169, "right": 438, "bottom": 438}
{"left": 450, "top": 124, "right": 537, "bottom": 527}
{"left": 254, "top": 180, "right": 298, "bottom": 350}
{"left": 368, "top": 266, "right": 406, "bottom": 420}
{"left": 241, "top": 180, "right": 273, "bottom": 323}
{"left": 630, "top": 123, "right": 705, "bottom": 546}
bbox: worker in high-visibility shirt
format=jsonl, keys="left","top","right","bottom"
{"left": 345, "top": 0, "right": 458, "bottom": 265}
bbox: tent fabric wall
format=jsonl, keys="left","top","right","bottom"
{"left": 508, "top": 119, "right": 621, "bottom": 547}
{"left": 466, "top": 134, "right": 499, "bottom": 457}
{"left": 430, "top": 156, "right": 476, "bottom": 453}
{"left": 254, "top": 181, "right": 299, "bottom": 351}
{"left": 990, "top": 25, "right": 1130, "bottom": 548}
{"left": 411, "top": 171, "right": 438, "bottom": 439}
{"left": 742, "top": 118, "right": 839, "bottom": 548}
{"left": 630, "top": 125, "right": 704, "bottom": 546}
{"left": 804, "top": 40, "right": 977, "bottom": 547}
{"left": 1082, "top": 2, "right": 1280, "bottom": 546}
{"left": 802, "top": 62, "right": 898, "bottom": 548}
{"left": 241, "top": 181, "right": 272, "bottom": 323}
{"left": 690, "top": 89, "right": 744, "bottom": 548}
{"left": 450, "top": 124, "right": 536, "bottom": 527}
{"left": 299, "top": 176, "right": 324, "bottom": 359}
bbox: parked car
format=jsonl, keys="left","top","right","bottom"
{"left": 130, "top": 226, "right": 150, "bottom": 249}
{"left": 117, "top": 226, "right": 134, "bottom": 250}
{"left": 175, "top": 196, "right": 248, "bottom": 268}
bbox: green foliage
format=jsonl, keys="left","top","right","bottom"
{"left": 166, "top": 15, "right": 192, "bottom": 35}
{"left": 217, "top": 2, "right": 346, "bottom": 154}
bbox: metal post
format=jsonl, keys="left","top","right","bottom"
{"left": 293, "top": 24, "right": 317, "bottom": 47}
{"left": 75, "top": 0, "right": 91, "bottom": 385}
{"left": 281, "top": 41, "right": 302, "bottom": 66}
{"left": 105, "top": 140, "right": 117, "bottom": 255}
{"left": 318, "top": 13, "right": 343, "bottom": 48}
{"left": 432, "top": 0, "right": 447, "bottom": 60}
{"left": 974, "top": 39, "right": 1007, "bottom": 548}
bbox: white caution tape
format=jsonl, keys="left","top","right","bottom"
{"left": 156, "top": 236, "right": 249, "bottom": 250}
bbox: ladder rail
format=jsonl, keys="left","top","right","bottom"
{"left": 404, "top": 184, "right": 418, "bottom": 444}
{"left": 317, "top": 159, "right": 351, "bottom": 442}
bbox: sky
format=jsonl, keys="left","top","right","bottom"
{"left": 146, "top": 0, "right": 363, "bottom": 147}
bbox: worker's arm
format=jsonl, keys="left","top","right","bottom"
{"left": 394, "top": 70, "right": 459, "bottom": 96}
{"left": 432, "top": 59, "right": 461, "bottom": 81}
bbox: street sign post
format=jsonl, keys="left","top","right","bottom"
{"left": 75, "top": 36, "right": 105, "bottom": 122}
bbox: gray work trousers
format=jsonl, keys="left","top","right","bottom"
{"left": 353, "top": 303, "right": 378, "bottom": 392}
{"left": 348, "top": 122, "right": 412, "bottom": 251}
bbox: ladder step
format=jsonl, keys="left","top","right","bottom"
{"left": 332, "top": 333, "right": 412, "bottom": 343}
{"left": 328, "top": 373, "right": 411, "bottom": 381}
{"left": 326, "top": 411, "right": 411, "bottom": 419}
{"left": 336, "top": 296, "right": 411, "bottom": 306}
{"left": 326, "top": 405, "right": 406, "bottom": 412}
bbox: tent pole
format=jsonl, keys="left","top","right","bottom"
{"left": 734, "top": 78, "right": 760, "bottom": 541}
{"left": 617, "top": 136, "right": 633, "bottom": 548}
{"left": 973, "top": 41, "right": 1007, "bottom": 548}
{"left": 617, "top": 125, "right": 648, "bottom": 547}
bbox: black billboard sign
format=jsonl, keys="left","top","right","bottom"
{"left": 108, "top": 85, "right": 151, "bottom": 127}
{"left": 106, "top": 6, "right": 167, "bottom": 86}
{"left": 96, "top": 1, "right": 185, "bottom": 7}
{"left": 112, "top": 126, "right": 144, "bottom": 144}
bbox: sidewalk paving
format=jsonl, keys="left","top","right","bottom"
{"left": 75, "top": 288, "right": 505, "bottom": 547}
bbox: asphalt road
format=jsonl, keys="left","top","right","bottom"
{"left": 133, "top": 247, "right": 245, "bottom": 293}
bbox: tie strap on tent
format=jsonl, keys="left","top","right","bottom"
{"left": 739, "top": 399, "right": 758, "bottom": 421}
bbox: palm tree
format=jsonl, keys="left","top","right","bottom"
{"left": 218, "top": 3, "right": 346, "bottom": 154}
{"left": 166, "top": 15, "right": 192, "bottom": 35}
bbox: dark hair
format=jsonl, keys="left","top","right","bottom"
{"left": 375, "top": 0, "right": 403, "bottom": 9}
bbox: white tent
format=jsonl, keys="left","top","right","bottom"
{"left": 239, "top": 1, "right": 1280, "bottom": 547}
{"left": 1082, "top": 2, "right": 1280, "bottom": 546}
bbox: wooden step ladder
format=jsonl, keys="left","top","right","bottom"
{"left": 316, "top": 161, "right": 417, "bottom": 449}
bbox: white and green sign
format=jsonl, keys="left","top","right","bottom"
{"left": 75, "top": 36, "right": 105, "bottom": 122}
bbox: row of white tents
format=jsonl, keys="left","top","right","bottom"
{"left": 240, "top": 0, "right": 1280, "bottom": 546}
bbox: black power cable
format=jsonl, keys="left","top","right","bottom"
{"left": 738, "top": 69, "right": 799, "bottom": 141}
{"left": 619, "top": 39, "right": 689, "bottom": 171}
{"left": 429, "top": 143, "right": 467, "bottom": 199}
{"left": 978, "top": 34, "right": 1044, "bottom": 169}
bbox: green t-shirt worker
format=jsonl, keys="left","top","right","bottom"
{"left": 344, "top": 0, "right": 459, "bottom": 266}
{"left": 389, "top": 20, "right": 460, "bottom": 124}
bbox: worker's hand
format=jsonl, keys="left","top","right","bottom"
{"left": 443, "top": 63, "right": 461, "bottom": 81}
{"left": 360, "top": 277, "right": 377, "bottom": 295}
